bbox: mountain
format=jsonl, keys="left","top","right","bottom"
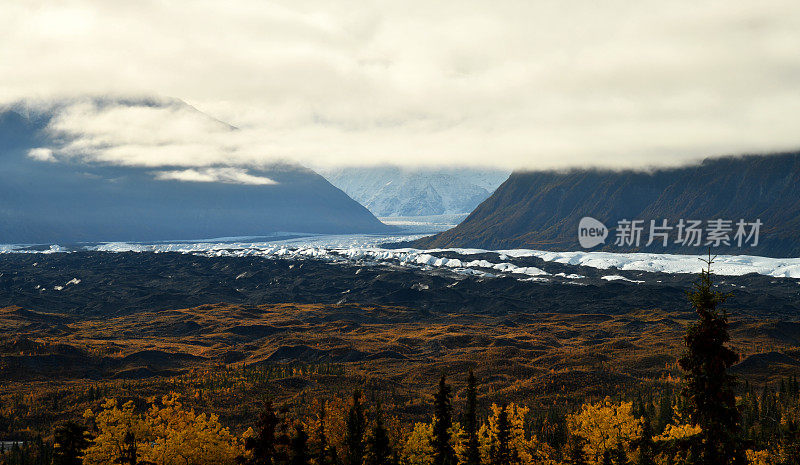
{"left": 320, "top": 166, "right": 509, "bottom": 217}
{"left": 411, "top": 153, "right": 800, "bottom": 257}
{"left": 0, "top": 100, "right": 390, "bottom": 244}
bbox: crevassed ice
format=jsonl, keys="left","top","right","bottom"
{"left": 3, "top": 235, "right": 800, "bottom": 279}
{"left": 602, "top": 275, "right": 645, "bottom": 284}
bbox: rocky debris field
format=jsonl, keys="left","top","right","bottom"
{"left": 0, "top": 251, "right": 798, "bottom": 318}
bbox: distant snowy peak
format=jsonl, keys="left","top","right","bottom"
{"left": 321, "top": 166, "right": 509, "bottom": 217}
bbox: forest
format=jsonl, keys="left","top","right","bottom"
{"left": 1, "top": 263, "right": 799, "bottom": 465}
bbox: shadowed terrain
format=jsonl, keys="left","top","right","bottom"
{"left": 412, "top": 153, "right": 800, "bottom": 257}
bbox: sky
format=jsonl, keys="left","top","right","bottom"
{"left": 2, "top": 0, "right": 800, "bottom": 171}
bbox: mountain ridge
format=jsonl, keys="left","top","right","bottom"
{"left": 0, "top": 99, "right": 391, "bottom": 243}
{"left": 410, "top": 152, "right": 800, "bottom": 257}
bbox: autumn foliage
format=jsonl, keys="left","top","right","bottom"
{"left": 82, "top": 394, "right": 241, "bottom": 465}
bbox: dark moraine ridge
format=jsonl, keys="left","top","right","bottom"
{"left": 411, "top": 152, "right": 800, "bottom": 257}
{"left": 0, "top": 251, "right": 798, "bottom": 318}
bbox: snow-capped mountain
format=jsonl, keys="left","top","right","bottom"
{"left": 320, "top": 166, "right": 509, "bottom": 217}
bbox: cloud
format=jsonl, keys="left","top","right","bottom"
{"left": 153, "top": 167, "right": 278, "bottom": 185}
{"left": 27, "top": 148, "right": 56, "bottom": 162}
{"left": 2, "top": 0, "right": 800, "bottom": 170}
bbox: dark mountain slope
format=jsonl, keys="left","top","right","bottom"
{"left": 412, "top": 153, "right": 800, "bottom": 257}
{"left": 0, "top": 101, "right": 390, "bottom": 243}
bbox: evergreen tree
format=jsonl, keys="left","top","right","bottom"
{"left": 538, "top": 405, "right": 568, "bottom": 451}
{"left": 345, "top": 390, "right": 366, "bottom": 465}
{"left": 244, "top": 400, "right": 279, "bottom": 465}
{"left": 432, "top": 376, "right": 457, "bottom": 465}
{"left": 567, "top": 435, "right": 589, "bottom": 465}
{"left": 611, "top": 442, "right": 628, "bottom": 465}
{"left": 644, "top": 399, "right": 656, "bottom": 431}
{"left": 120, "top": 431, "right": 137, "bottom": 465}
{"left": 493, "top": 404, "right": 512, "bottom": 465}
{"left": 290, "top": 424, "right": 309, "bottom": 465}
{"left": 741, "top": 384, "right": 759, "bottom": 437}
{"left": 781, "top": 420, "right": 800, "bottom": 465}
{"left": 276, "top": 405, "right": 293, "bottom": 465}
{"left": 463, "top": 370, "right": 481, "bottom": 465}
{"left": 780, "top": 379, "right": 788, "bottom": 404}
{"left": 677, "top": 255, "right": 745, "bottom": 465}
{"left": 53, "top": 421, "right": 90, "bottom": 465}
{"left": 760, "top": 385, "right": 781, "bottom": 444}
{"left": 656, "top": 385, "right": 673, "bottom": 434}
{"left": 635, "top": 413, "right": 656, "bottom": 465}
{"left": 316, "top": 401, "right": 332, "bottom": 465}
{"left": 367, "top": 402, "right": 392, "bottom": 465}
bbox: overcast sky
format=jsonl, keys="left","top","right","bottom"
{"left": 2, "top": 0, "right": 800, "bottom": 170}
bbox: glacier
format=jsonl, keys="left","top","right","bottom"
{"left": 2, "top": 231, "right": 799, "bottom": 281}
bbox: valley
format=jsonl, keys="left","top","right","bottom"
{"left": 0, "top": 250, "right": 798, "bottom": 440}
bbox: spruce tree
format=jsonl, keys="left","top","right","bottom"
{"left": 778, "top": 419, "right": 800, "bottom": 465}
{"left": 53, "top": 421, "right": 90, "bottom": 465}
{"left": 601, "top": 450, "right": 613, "bottom": 465}
{"left": 432, "top": 376, "right": 457, "bottom": 465}
{"left": 760, "top": 385, "right": 781, "bottom": 443}
{"left": 463, "top": 371, "right": 481, "bottom": 465}
{"left": 120, "top": 431, "right": 137, "bottom": 465}
{"left": 244, "top": 400, "right": 279, "bottom": 465}
{"left": 346, "top": 390, "right": 366, "bottom": 465}
{"left": 635, "top": 413, "right": 656, "bottom": 465}
{"left": 493, "top": 404, "right": 512, "bottom": 465}
{"left": 677, "top": 255, "right": 745, "bottom": 464}
{"left": 367, "top": 402, "right": 392, "bottom": 465}
{"left": 317, "top": 401, "right": 331, "bottom": 465}
{"left": 611, "top": 442, "right": 629, "bottom": 465}
{"left": 290, "top": 424, "right": 310, "bottom": 465}
{"left": 656, "top": 385, "right": 673, "bottom": 434}
{"left": 567, "top": 435, "right": 589, "bottom": 465}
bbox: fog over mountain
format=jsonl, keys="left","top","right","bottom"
{"left": 320, "top": 166, "right": 509, "bottom": 217}
{"left": 0, "top": 99, "right": 389, "bottom": 244}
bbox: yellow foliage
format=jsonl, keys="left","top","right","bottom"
{"left": 141, "top": 393, "right": 241, "bottom": 465}
{"left": 83, "top": 393, "right": 242, "bottom": 465}
{"left": 305, "top": 396, "right": 348, "bottom": 460}
{"left": 478, "top": 403, "right": 557, "bottom": 465}
{"left": 399, "top": 420, "right": 462, "bottom": 465}
{"left": 567, "top": 398, "right": 642, "bottom": 465}
{"left": 745, "top": 449, "right": 774, "bottom": 465}
{"left": 653, "top": 406, "right": 701, "bottom": 445}
{"left": 653, "top": 423, "right": 702, "bottom": 442}
{"left": 402, "top": 422, "right": 434, "bottom": 465}
{"left": 83, "top": 399, "right": 146, "bottom": 465}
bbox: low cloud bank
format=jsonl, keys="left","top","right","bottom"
{"left": 3, "top": 1, "right": 799, "bottom": 170}
{"left": 154, "top": 167, "right": 277, "bottom": 185}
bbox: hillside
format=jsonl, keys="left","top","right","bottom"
{"left": 412, "top": 153, "right": 800, "bottom": 257}
{"left": 0, "top": 100, "right": 390, "bottom": 243}
{"left": 320, "top": 166, "right": 508, "bottom": 216}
